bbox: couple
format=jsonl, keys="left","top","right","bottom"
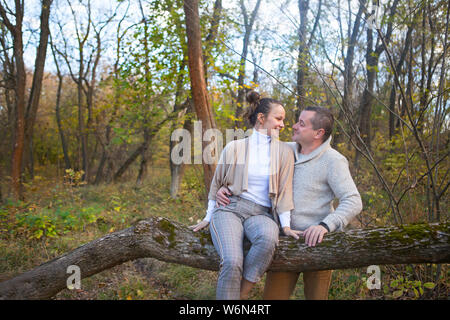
{"left": 190, "top": 90, "right": 362, "bottom": 300}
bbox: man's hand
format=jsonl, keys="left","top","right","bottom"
{"left": 216, "top": 186, "right": 232, "bottom": 206}
{"left": 282, "top": 227, "right": 303, "bottom": 240}
{"left": 303, "top": 225, "right": 328, "bottom": 247}
{"left": 188, "top": 220, "right": 209, "bottom": 232}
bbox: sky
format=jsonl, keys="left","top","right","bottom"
{"left": 12, "top": 0, "right": 377, "bottom": 93}
{"left": 18, "top": 0, "right": 303, "bottom": 72}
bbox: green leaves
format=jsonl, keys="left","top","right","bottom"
{"left": 9, "top": 203, "right": 106, "bottom": 240}
{"left": 389, "top": 275, "right": 435, "bottom": 299}
{"left": 392, "top": 289, "right": 404, "bottom": 298}
{"left": 423, "top": 282, "right": 436, "bottom": 290}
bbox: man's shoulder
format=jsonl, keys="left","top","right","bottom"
{"left": 285, "top": 141, "right": 297, "bottom": 150}
{"left": 278, "top": 140, "right": 296, "bottom": 157}
{"left": 283, "top": 141, "right": 298, "bottom": 156}
{"left": 322, "top": 146, "right": 348, "bottom": 163}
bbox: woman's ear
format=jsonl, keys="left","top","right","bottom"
{"left": 257, "top": 112, "right": 265, "bottom": 125}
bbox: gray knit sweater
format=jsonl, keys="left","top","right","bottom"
{"left": 287, "top": 136, "right": 362, "bottom": 233}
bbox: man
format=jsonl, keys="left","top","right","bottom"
{"left": 216, "top": 106, "right": 363, "bottom": 299}
{"left": 263, "top": 106, "right": 363, "bottom": 299}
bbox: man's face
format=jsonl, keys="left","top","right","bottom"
{"left": 292, "top": 110, "right": 317, "bottom": 145}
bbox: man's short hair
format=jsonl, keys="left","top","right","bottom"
{"left": 304, "top": 106, "right": 334, "bottom": 142}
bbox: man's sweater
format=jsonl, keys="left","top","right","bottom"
{"left": 287, "top": 136, "right": 362, "bottom": 233}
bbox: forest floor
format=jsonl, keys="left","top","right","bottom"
{"left": 0, "top": 166, "right": 448, "bottom": 300}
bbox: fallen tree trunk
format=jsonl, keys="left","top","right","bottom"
{"left": 0, "top": 216, "right": 449, "bottom": 299}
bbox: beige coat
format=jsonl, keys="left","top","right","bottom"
{"left": 208, "top": 136, "right": 294, "bottom": 225}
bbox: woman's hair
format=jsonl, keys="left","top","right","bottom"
{"left": 243, "top": 90, "right": 283, "bottom": 127}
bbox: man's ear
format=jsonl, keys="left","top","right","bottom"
{"left": 315, "top": 128, "right": 325, "bottom": 140}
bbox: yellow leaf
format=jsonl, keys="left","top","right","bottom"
{"left": 126, "top": 295, "right": 132, "bottom": 300}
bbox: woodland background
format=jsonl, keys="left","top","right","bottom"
{"left": 0, "top": 0, "right": 448, "bottom": 299}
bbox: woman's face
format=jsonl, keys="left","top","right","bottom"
{"left": 257, "top": 103, "right": 285, "bottom": 136}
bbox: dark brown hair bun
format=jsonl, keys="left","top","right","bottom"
{"left": 246, "top": 90, "right": 261, "bottom": 105}
{"left": 243, "top": 90, "right": 283, "bottom": 127}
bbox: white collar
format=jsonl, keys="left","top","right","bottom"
{"left": 251, "top": 129, "right": 271, "bottom": 144}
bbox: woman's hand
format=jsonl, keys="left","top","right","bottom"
{"left": 282, "top": 227, "right": 302, "bottom": 240}
{"left": 189, "top": 220, "right": 209, "bottom": 232}
{"left": 216, "top": 186, "right": 232, "bottom": 206}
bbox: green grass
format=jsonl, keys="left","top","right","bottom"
{"left": 0, "top": 166, "right": 448, "bottom": 300}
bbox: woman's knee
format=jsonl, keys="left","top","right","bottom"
{"left": 247, "top": 218, "right": 279, "bottom": 244}
{"left": 221, "top": 255, "right": 243, "bottom": 272}
{"left": 255, "top": 226, "right": 279, "bottom": 249}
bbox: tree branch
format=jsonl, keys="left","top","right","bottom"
{"left": 0, "top": 216, "right": 448, "bottom": 299}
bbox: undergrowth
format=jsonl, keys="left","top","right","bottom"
{"left": 0, "top": 166, "right": 448, "bottom": 300}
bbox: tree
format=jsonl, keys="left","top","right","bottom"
{"left": 184, "top": 0, "right": 218, "bottom": 193}
{"left": 110, "top": 0, "right": 187, "bottom": 184}
{"left": 50, "top": 34, "right": 72, "bottom": 170}
{"left": 170, "top": 0, "right": 223, "bottom": 198}
{"left": 23, "top": 0, "right": 53, "bottom": 179}
{"left": 0, "top": 216, "right": 448, "bottom": 299}
{"left": 0, "top": 0, "right": 53, "bottom": 200}
{"left": 234, "top": 0, "right": 262, "bottom": 125}
{"left": 320, "top": 0, "right": 365, "bottom": 145}
{"left": 357, "top": 0, "right": 399, "bottom": 157}
{"left": 295, "top": 0, "right": 322, "bottom": 118}
{"left": 304, "top": 0, "right": 448, "bottom": 229}
{"left": 53, "top": 0, "right": 117, "bottom": 183}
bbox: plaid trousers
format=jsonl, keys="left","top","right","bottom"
{"left": 209, "top": 196, "right": 279, "bottom": 300}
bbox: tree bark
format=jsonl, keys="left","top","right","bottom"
{"left": 113, "top": 114, "right": 177, "bottom": 182}
{"left": 54, "top": 73, "right": 71, "bottom": 170}
{"left": 169, "top": 98, "right": 191, "bottom": 198}
{"left": 294, "top": 0, "right": 322, "bottom": 119}
{"left": 169, "top": 56, "right": 188, "bottom": 198}
{"left": 355, "top": 0, "right": 399, "bottom": 166}
{"left": 0, "top": 1, "right": 26, "bottom": 200}
{"left": 113, "top": 137, "right": 150, "bottom": 182}
{"left": 334, "top": 0, "right": 364, "bottom": 146}
{"left": 169, "top": 0, "right": 222, "bottom": 198}
{"left": 295, "top": 0, "right": 309, "bottom": 118}
{"left": 388, "top": 26, "right": 413, "bottom": 138}
{"left": 135, "top": 128, "right": 152, "bottom": 187}
{"left": 234, "top": 0, "right": 262, "bottom": 124}
{"left": 64, "top": 0, "right": 93, "bottom": 182}
{"left": 94, "top": 6, "right": 129, "bottom": 185}
{"left": 203, "top": 0, "right": 222, "bottom": 85}
{"left": 23, "top": 0, "right": 53, "bottom": 179}
{"left": 184, "top": 0, "right": 218, "bottom": 193}
{"left": 0, "top": 217, "right": 448, "bottom": 300}
{"left": 51, "top": 38, "right": 72, "bottom": 170}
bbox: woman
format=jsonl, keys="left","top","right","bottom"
{"left": 190, "top": 91, "right": 300, "bottom": 300}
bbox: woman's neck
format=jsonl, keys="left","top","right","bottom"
{"left": 254, "top": 125, "right": 270, "bottom": 137}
